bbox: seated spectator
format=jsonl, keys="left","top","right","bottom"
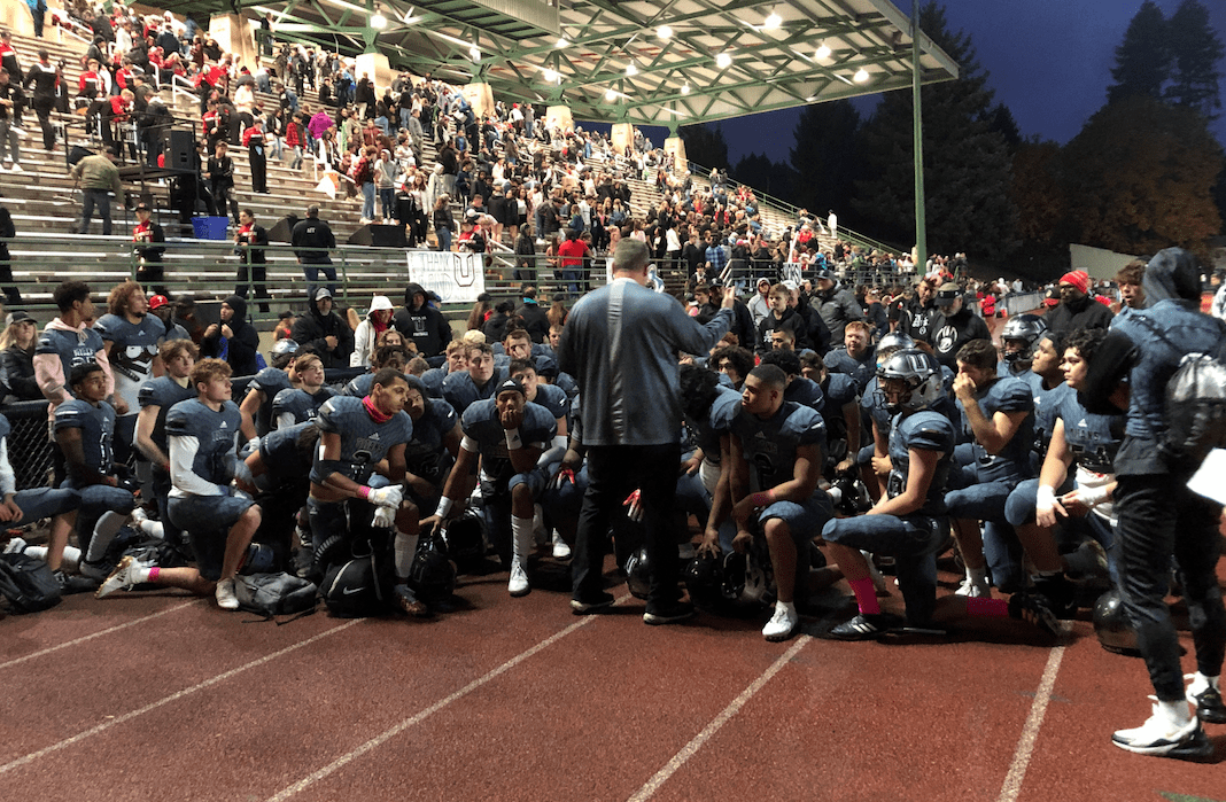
{"left": 0, "top": 311, "right": 41, "bottom": 401}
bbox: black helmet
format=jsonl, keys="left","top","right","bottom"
{"left": 1092, "top": 589, "right": 1140, "bottom": 656}
{"left": 876, "top": 349, "right": 944, "bottom": 414}
{"left": 1000, "top": 314, "right": 1048, "bottom": 363}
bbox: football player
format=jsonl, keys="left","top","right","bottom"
{"left": 272, "top": 351, "right": 335, "bottom": 428}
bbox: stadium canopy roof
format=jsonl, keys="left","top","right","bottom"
{"left": 166, "top": 0, "right": 959, "bottom": 128}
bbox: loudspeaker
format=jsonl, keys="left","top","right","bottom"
{"left": 347, "top": 224, "right": 406, "bottom": 248}
{"left": 68, "top": 145, "right": 95, "bottom": 167}
{"left": 268, "top": 215, "right": 299, "bottom": 243}
{"left": 163, "top": 130, "right": 195, "bottom": 171}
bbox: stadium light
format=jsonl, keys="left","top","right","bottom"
{"left": 657, "top": 25, "right": 672, "bottom": 40}
{"left": 853, "top": 67, "right": 870, "bottom": 83}
{"left": 716, "top": 52, "right": 732, "bottom": 69}
{"left": 542, "top": 67, "right": 558, "bottom": 83}
{"left": 764, "top": 9, "right": 782, "bottom": 30}
{"left": 681, "top": 82, "right": 691, "bottom": 95}
{"left": 626, "top": 62, "right": 638, "bottom": 77}
{"left": 815, "top": 42, "right": 831, "bottom": 60}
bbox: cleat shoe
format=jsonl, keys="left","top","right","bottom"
{"left": 78, "top": 559, "right": 111, "bottom": 581}
{"left": 1009, "top": 591, "right": 1060, "bottom": 636}
{"left": 762, "top": 604, "right": 799, "bottom": 642}
{"left": 55, "top": 570, "right": 98, "bottom": 595}
{"left": 393, "top": 583, "right": 431, "bottom": 617}
{"left": 571, "top": 591, "right": 615, "bottom": 615}
{"left": 1112, "top": 704, "right": 1213, "bottom": 759}
{"left": 955, "top": 576, "right": 992, "bottom": 598}
{"left": 643, "top": 599, "right": 695, "bottom": 625}
{"left": 215, "top": 577, "right": 239, "bottom": 610}
{"left": 1188, "top": 685, "right": 1226, "bottom": 725}
{"left": 551, "top": 531, "right": 572, "bottom": 560}
{"left": 508, "top": 560, "right": 530, "bottom": 597}
{"left": 95, "top": 556, "right": 140, "bottom": 599}
{"left": 827, "top": 612, "right": 903, "bottom": 641}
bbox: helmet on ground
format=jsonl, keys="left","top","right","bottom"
{"left": 441, "top": 507, "right": 486, "bottom": 571}
{"left": 1092, "top": 589, "right": 1140, "bottom": 656}
{"left": 721, "top": 540, "right": 775, "bottom": 608}
{"left": 407, "top": 534, "right": 456, "bottom": 603}
{"left": 876, "top": 348, "right": 943, "bottom": 414}
{"left": 1000, "top": 314, "right": 1047, "bottom": 363}
{"left": 625, "top": 547, "right": 651, "bottom": 600}
{"left": 683, "top": 551, "right": 725, "bottom": 609}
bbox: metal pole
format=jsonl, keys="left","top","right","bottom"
{"left": 911, "top": 0, "right": 927, "bottom": 272}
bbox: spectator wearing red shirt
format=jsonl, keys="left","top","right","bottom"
{"left": 557, "top": 229, "right": 590, "bottom": 296}
{"left": 241, "top": 120, "right": 268, "bottom": 194}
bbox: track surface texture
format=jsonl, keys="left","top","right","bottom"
{"left": 2, "top": 550, "right": 1224, "bottom": 802}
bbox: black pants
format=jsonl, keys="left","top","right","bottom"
{"left": 236, "top": 260, "right": 269, "bottom": 312}
{"left": 1115, "top": 472, "right": 1226, "bottom": 701}
{"left": 249, "top": 148, "right": 266, "bottom": 193}
{"left": 33, "top": 95, "right": 54, "bottom": 150}
{"left": 572, "top": 443, "right": 681, "bottom": 606}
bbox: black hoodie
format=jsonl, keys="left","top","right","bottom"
{"left": 202, "top": 294, "right": 260, "bottom": 376}
{"left": 291, "top": 295, "right": 355, "bottom": 368}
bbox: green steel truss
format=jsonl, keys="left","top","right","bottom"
{"left": 153, "top": 0, "right": 958, "bottom": 128}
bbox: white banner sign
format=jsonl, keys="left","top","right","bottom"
{"left": 405, "top": 250, "right": 486, "bottom": 305}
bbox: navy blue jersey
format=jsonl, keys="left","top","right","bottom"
{"left": 419, "top": 367, "right": 446, "bottom": 398}
{"left": 273, "top": 386, "right": 336, "bottom": 426}
{"left": 958, "top": 376, "right": 1034, "bottom": 483}
{"left": 309, "top": 395, "right": 413, "bottom": 485}
{"left": 94, "top": 313, "right": 165, "bottom": 411}
{"left": 731, "top": 401, "right": 826, "bottom": 492}
{"left": 35, "top": 325, "right": 105, "bottom": 395}
{"left": 166, "top": 398, "right": 242, "bottom": 490}
{"left": 554, "top": 371, "right": 578, "bottom": 399}
{"left": 406, "top": 398, "right": 458, "bottom": 478}
{"left": 569, "top": 393, "right": 584, "bottom": 446}
{"left": 460, "top": 399, "right": 556, "bottom": 486}
{"left": 137, "top": 377, "right": 196, "bottom": 458}
{"left": 784, "top": 376, "right": 825, "bottom": 414}
{"left": 530, "top": 383, "right": 569, "bottom": 420}
{"left": 888, "top": 409, "right": 956, "bottom": 516}
{"left": 248, "top": 367, "right": 292, "bottom": 436}
{"left": 1028, "top": 374, "right": 1073, "bottom": 460}
{"left": 343, "top": 372, "right": 375, "bottom": 398}
{"left": 258, "top": 420, "right": 318, "bottom": 489}
{"left": 820, "top": 371, "right": 860, "bottom": 446}
{"left": 1059, "top": 392, "right": 1125, "bottom": 476}
{"left": 443, "top": 367, "right": 507, "bottom": 415}
{"left": 863, "top": 375, "right": 894, "bottom": 440}
{"left": 825, "top": 347, "right": 875, "bottom": 392}
{"left": 686, "top": 385, "right": 741, "bottom": 464}
{"left": 54, "top": 399, "right": 116, "bottom": 476}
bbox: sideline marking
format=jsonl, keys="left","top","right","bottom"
{"left": 997, "top": 639, "right": 1068, "bottom": 802}
{"left": 0, "top": 619, "right": 362, "bottom": 776}
{"left": 0, "top": 600, "right": 201, "bottom": 671}
{"left": 266, "top": 596, "right": 632, "bottom": 802}
{"left": 627, "top": 635, "right": 812, "bottom": 802}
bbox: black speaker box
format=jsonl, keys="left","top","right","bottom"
{"left": 163, "top": 130, "right": 195, "bottom": 171}
{"left": 68, "top": 145, "right": 95, "bottom": 167}
{"left": 348, "top": 224, "right": 406, "bottom": 248}
{"left": 268, "top": 215, "right": 299, "bottom": 243}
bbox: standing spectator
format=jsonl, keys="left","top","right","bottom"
{"left": 556, "top": 229, "right": 589, "bottom": 296}
{"left": 0, "top": 31, "right": 23, "bottom": 84}
{"left": 71, "top": 147, "right": 122, "bottom": 236}
{"left": 0, "top": 68, "right": 24, "bottom": 175}
{"left": 558, "top": 239, "right": 735, "bottom": 621}
{"left": 375, "top": 148, "right": 396, "bottom": 225}
{"left": 132, "top": 202, "right": 166, "bottom": 296}
{"left": 292, "top": 287, "right": 354, "bottom": 368}
{"left": 207, "top": 141, "right": 238, "bottom": 224}
{"left": 432, "top": 195, "right": 454, "bottom": 252}
{"left": 291, "top": 204, "right": 336, "bottom": 297}
{"left": 515, "top": 285, "right": 550, "bottom": 344}
{"left": 355, "top": 145, "right": 376, "bottom": 224}
{"left": 1044, "top": 270, "right": 1113, "bottom": 335}
{"left": 0, "top": 189, "right": 19, "bottom": 304}
{"left": 24, "top": 50, "right": 56, "bottom": 152}
{"left": 234, "top": 209, "right": 270, "bottom": 313}
{"left": 242, "top": 117, "right": 268, "bottom": 194}
{"left": 393, "top": 282, "right": 451, "bottom": 357}
{"left": 200, "top": 295, "right": 260, "bottom": 376}
{"left": 812, "top": 268, "right": 864, "bottom": 346}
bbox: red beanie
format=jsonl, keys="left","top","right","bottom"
{"left": 1059, "top": 270, "right": 1089, "bottom": 294}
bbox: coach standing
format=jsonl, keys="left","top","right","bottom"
{"left": 558, "top": 238, "right": 735, "bottom": 623}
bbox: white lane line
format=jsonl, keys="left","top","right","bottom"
{"left": 0, "top": 619, "right": 363, "bottom": 776}
{"left": 997, "top": 640, "right": 1068, "bottom": 802}
{"left": 266, "top": 597, "right": 631, "bottom": 802}
{"left": 0, "top": 600, "right": 202, "bottom": 671}
{"left": 627, "top": 635, "right": 812, "bottom": 802}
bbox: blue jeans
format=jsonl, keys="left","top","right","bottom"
{"left": 379, "top": 187, "right": 395, "bottom": 221}
{"left": 79, "top": 189, "right": 112, "bottom": 235}
{"left": 302, "top": 260, "right": 337, "bottom": 296}
{"left": 436, "top": 227, "right": 452, "bottom": 251}
{"left": 361, "top": 181, "right": 375, "bottom": 220}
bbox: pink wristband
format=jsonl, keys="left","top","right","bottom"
{"left": 358, "top": 485, "right": 371, "bottom": 500}
{"left": 750, "top": 489, "right": 776, "bottom": 507}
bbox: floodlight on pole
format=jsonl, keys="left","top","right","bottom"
{"left": 556, "top": 38, "right": 568, "bottom": 48}
{"left": 371, "top": 9, "right": 387, "bottom": 29}
{"left": 605, "top": 88, "right": 618, "bottom": 101}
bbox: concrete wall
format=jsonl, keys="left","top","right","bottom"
{"left": 1069, "top": 243, "right": 1138, "bottom": 282}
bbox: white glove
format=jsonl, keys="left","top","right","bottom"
{"left": 367, "top": 485, "right": 403, "bottom": 509}
{"left": 623, "top": 489, "right": 643, "bottom": 522}
{"left": 372, "top": 505, "right": 396, "bottom": 529}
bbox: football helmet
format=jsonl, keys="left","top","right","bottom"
{"left": 683, "top": 551, "right": 725, "bottom": 610}
{"left": 721, "top": 540, "right": 776, "bottom": 608}
{"left": 999, "top": 314, "right": 1047, "bottom": 363}
{"left": 625, "top": 547, "right": 651, "bottom": 600}
{"left": 876, "top": 348, "right": 943, "bottom": 414}
{"left": 874, "top": 332, "right": 916, "bottom": 367}
{"left": 1093, "top": 589, "right": 1140, "bottom": 656}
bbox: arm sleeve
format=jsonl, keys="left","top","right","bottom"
{"left": 169, "top": 435, "right": 226, "bottom": 496}
{"left": 32, "top": 351, "right": 67, "bottom": 404}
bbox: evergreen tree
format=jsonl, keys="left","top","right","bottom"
{"left": 1011, "top": 138, "right": 1072, "bottom": 268}
{"left": 985, "top": 103, "right": 1022, "bottom": 154}
{"left": 788, "top": 99, "right": 861, "bottom": 223}
{"left": 678, "top": 123, "right": 729, "bottom": 171}
{"left": 731, "top": 152, "right": 793, "bottom": 200}
{"left": 1061, "top": 95, "right": 1223, "bottom": 253}
{"left": 1106, "top": 0, "right": 1171, "bottom": 106}
{"left": 1165, "top": 0, "right": 1224, "bottom": 120}
{"left": 852, "top": 3, "right": 1015, "bottom": 259}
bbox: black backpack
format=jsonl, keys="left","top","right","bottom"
{"left": 1163, "top": 348, "right": 1226, "bottom": 467}
{"left": 233, "top": 572, "right": 318, "bottom": 622}
{"left": 0, "top": 553, "right": 63, "bottom": 614}
{"left": 321, "top": 550, "right": 392, "bottom": 618}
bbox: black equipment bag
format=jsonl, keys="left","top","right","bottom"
{"left": 0, "top": 553, "right": 63, "bottom": 613}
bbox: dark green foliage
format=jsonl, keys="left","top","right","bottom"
{"left": 788, "top": 100, "right": 861, "bottom": 221}
{"left": 679, "top": 123, "right": 729, "bottom": 171}
{"left": 1107, "top": 0, "right": 1172, "bottom": 106}
{"left": 1165, "top": 0, "right": 1224, "bottom": 119}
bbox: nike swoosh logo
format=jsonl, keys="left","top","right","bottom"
{"left": 342, "top": 586, "right": 365, "bottom": 595}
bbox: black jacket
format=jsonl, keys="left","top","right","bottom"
{"left": 515, "top": 300, "right": 550, "bottom": 343}
{"left": 202, "top": 295, "right": 260, "bottom": 376}
{"left": 1, "top": 345, "right": 39, "bottom": 400}
{"left": 291, "top": 300, "right": 355, "bottom": 368}
{"left": 393, "top": 299, "right": 451, "bottom": 357}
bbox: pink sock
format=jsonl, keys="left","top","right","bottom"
{"left": 849, "top": 577, "right": 881, "bottom": 615}
{"left": 966, "top": 597, "right": 1008, "bottom": 617}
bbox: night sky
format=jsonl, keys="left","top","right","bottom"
{"left": 716, "top": 0, "right": 1226, "bottom": 167}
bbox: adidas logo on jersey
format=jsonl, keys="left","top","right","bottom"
{"left": 220, "top": 421, "right": 228, "bottom": 428}
{"left": 1077, "top": 419, "right": 1087, "bottom": 427}
{"left": 369, "top": 432, "right": 380, "bottom": 440}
